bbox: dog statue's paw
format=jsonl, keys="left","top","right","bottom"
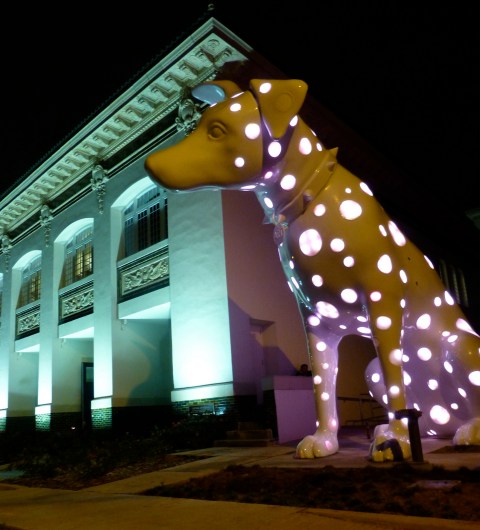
{"left": 453, "top": 417, "right": 480, "bottom": 445}
{"left": 295, "top": 431, "right": 339, "bottom": 458}
{"left": 369, "top": 423, "right": 411, "bottom": 462}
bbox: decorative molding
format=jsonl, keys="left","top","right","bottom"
{"left": 0, "top": 23, "right": 249, "bottom": 239}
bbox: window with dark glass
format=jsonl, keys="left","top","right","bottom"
{"left": 63, "top": 226, "right": 94, "bottom": 287}
{"left": 124, "top": 186, "right": 167, "bottom": 257}
{"left": 437, "top": 258, "right": 469, "bottom": 307}
{"left": 19, "top": 255, "right": 42, "bottom": 307}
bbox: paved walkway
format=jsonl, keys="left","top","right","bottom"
{"left": 0, "top": 429, "right": 478, "bottom": 530}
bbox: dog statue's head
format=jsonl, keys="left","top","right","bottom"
{"left": 145, "top": 79, "right": 308, "bottom": 191}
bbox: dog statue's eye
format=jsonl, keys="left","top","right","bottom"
{"left": 208, "top": 122, "right": 226, "bottom": 140}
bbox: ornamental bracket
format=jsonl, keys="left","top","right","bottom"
{"left": 40, "top": 205, "right": 53, "bottom": 247}
{"left": 91, "top": 164, "right": 109, "bottom": 213}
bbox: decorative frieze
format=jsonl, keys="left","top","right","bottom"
{"left": 60, "top": 282, "right": 94, "bottom": 319}
{"left": 119, "top": 249, "right": 169, "bottom": 298}
{"left": 16, "top": 305, "right": 41, "bottom": 336}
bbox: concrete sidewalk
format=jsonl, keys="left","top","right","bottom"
{"left": 0, "top": 429, "right": 478, "bottom": 530}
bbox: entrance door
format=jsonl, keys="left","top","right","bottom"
{"left": 81, "top": 362, "right": 94, "bottom": 430}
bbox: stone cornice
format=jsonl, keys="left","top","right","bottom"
{"left": 0, "top": 18, "right": 249, "bottom": 240}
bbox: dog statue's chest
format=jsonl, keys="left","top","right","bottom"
{"left": 270, "top": 166, "right": 388, "bottom": 283}
{"left": 265, "top": 165, "right": 401, "bottom": 332}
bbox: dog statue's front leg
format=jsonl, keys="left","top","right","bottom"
{"left": 365, "top": 358, "right": 412, "bottom": 462}
{"left": 296, "top": 325, "right": 341, "bottom": 458}
{"left": 367, "top": 301, "right": 411, "bottom": 462}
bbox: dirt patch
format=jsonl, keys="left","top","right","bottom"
{"left": 2, "top": 454, "right": 201, "bottom": 491}
{"left": 143, "top": 463, "right": 480, "bottom": 521}
{"left": 429, "top": 445, "right": 480, "bottom": 454}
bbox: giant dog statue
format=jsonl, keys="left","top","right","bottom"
{"left": 145, "top": 79, "right": 480, "bottom": 461}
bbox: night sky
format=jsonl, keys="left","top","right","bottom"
{"left": 2, "top": 3, "right": 478, "bottom": 219}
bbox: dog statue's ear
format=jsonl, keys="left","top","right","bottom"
{"left": 249, "top": 79, "right": 308, "bottom": 139}
{"left": 192, "top": 80, "right": 243, "bottom": 104}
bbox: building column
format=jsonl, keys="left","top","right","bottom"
{"left": 0, "top": 244, "right": 13, "bottom": 430}
{"left": 35, "top": 231, "right": 57, "bottom": 429}
{"left": 91, "top": 203, "right": 116, "bottom": 428}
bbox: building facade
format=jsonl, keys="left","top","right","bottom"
{"left": 1, "top": 17, "right": 478, "bottom": 437}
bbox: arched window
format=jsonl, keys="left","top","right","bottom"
{"left": 19, "top": 255, "right": 41, "bottom": 307}
{"left": 123, "top": 185, "right": 167, "bottom": 257}
{"left": 63, "top": 225, "right": 93, "bottom": 287}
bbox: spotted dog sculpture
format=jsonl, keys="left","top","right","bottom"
{"left": 145, "top": 79, "right": 480, "bottom": 461}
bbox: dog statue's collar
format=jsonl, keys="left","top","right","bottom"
{"left": 258, "top": 149, "right": 337, "bottom": 230}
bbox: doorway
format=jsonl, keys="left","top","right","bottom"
{"left": 81, "top": 362, "right": 94, "bottom": 430}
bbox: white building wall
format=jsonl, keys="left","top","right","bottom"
{"left": 8, "top": 239, "right": 43, "bottom": 420}
{"left": 6, "top": 351, "right": 38, "bottom": 417}
{"left": 0, "top": 153, "right": 177, "bottom": 428}
{"left": 0, "top": 153, "right": 374, "bottom": 430}
{"left": 0, "top": 142, "right": 377, "bottom": 431}
{"left": 168, "top": 190, "right": 233, "bottom": 402}
{"left": 113, "top": 319, "right": 172, "bottom": 406}
{"left": 222, "top": 191, "right": 309, "bottom": 376}
{"left": 53, "top": 338, "right": 92, "bottom": 413}
{"left": 109, "top": 162, "right": 173, "bottom": 409}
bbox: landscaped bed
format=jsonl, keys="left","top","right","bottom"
{"left": 1, "top": 420, "right": 479, "bottom": 522}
